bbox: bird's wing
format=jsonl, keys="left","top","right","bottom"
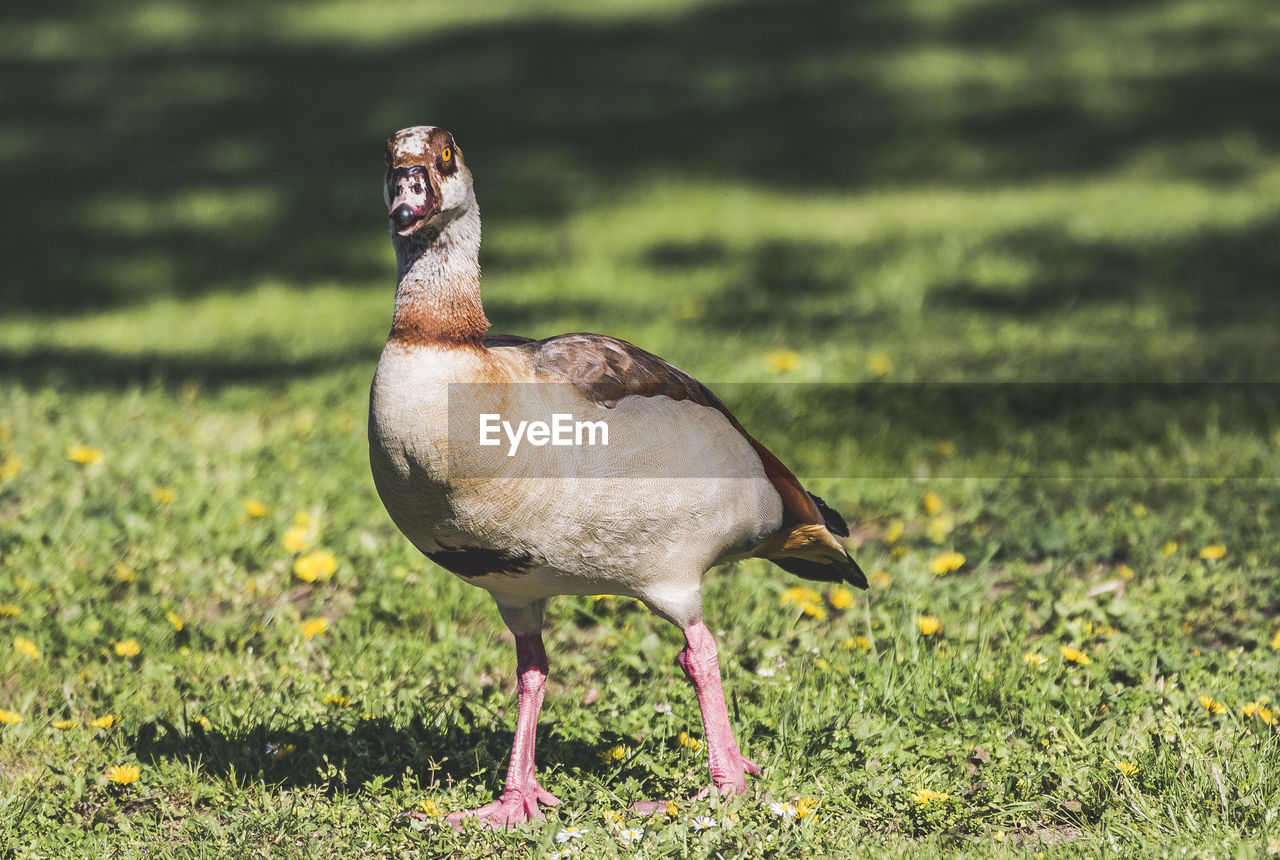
{"left": 482, "top": 332, "right": 537, "bottom": 348}
{"left": 520, "top": 332, "right": 826, "bottom": 530}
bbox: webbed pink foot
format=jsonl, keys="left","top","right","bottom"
{"left": 443, "top": 784, "right": 561, "bottom": 830}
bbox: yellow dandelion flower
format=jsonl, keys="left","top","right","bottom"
{"left": 243, "top": 498, "right": 269, "bottom": 518}
{"left": 865, "top": 351, "right": 894, "bottom": 376}
{"left": 417, "top": 799, "right": 443, "bottom": 818}
{"left": 1114, "top": 760, "right": 1138, "bottom": 776}
{"left": 0, "top": 454, "right": 20, "bottom": 481}
{"left": 1271, "top": 629, "right": 1280, "bottom": 650}
{"left": 815, "top": 658, "right": 831, "bottom": 671}
{"left": 1023, "top": 651, "right": 1046, "bottom": 666}
{"left": 300, "top": 617, "right": 329, "bottom": 640}
{"left": 114, "top": 639, "right": 141, "bottom": 658}
{"left": 67, "top": 444, "right": 103, "bottom": 465}
{"left": 1160, "top": 541, "right": 1178, "bottom": 558}
{"left": 912, "top": 789, "right": 950, "bottom": 805}
{"left": 870, "top": 569, "right": 892, "bottom": 589}
{"left": 800, "top": 601, "right": 828, "bottom": 621}
{"left": 325, "top": 694, "right": 351, "bottom": 708}
{"left": 663, "top": 800, "right": 679, "bottom": 817}
{"left": 599, "top": 744, "right": 631, "bottom": 764}
{"left": 843, "top": 635, "right": 872, "bottom": 651}
{"left": 765, "top": 349, "right": 802, "bottom": 374}
{"left": 0, "top": 604, "right": 19, "bottom": 618}
{"left": 918, "top": 616, "right": 942, "bottom": 636}
{"left": 294, "top": 550, "right": 337, "bottom": 582}
{"left": 52, "top": 719, "right": 77, "bottom": 730}
{"left": 193, "top": 716, "right": 212, "bottom": 731}
{"left": 106, "top": 765, "right": 140, "bottom": 785}
{"left": 13, "top": 636, "right": 40, "bottom": 660}
{"left": 283, "top": 525, "right": 310, "bottom": 554}
{"left": 780, "top": 586, "right": 822, "bottom": 606}
{"left": 882, "top": 520, "right": 904, "bottom": 544}
{"left": 1199, "top": 545, "right": 1226, "bottom": 561}
{"left": 1116, "top": 564, "right": 1135, "bottom": 581}
{"left": 1198, "top": 695, "right": 1226, "bottom": 715}
{"left": 795, "top": 797, "right": 817, "bottom": 818}
{"left": 165, "top": 611, "right": 184, "bottom": 632}
{"left": 828, "top": 586, "right": 854, "bottom": 611}
{"left": 926, "top": 515, "right": 954, "bottom": 544}
{"left": 91, "top": 714, "right": 119, "bottom": 729}
{"left": 930, "top": 551, "right": 966, "bottom": 575}
{"left": 921, "top": 491, "right": 943, "bottom": 516}
{"left": 678, "top": 731, "right": 703, "bottom": 751}
{"left": 1243, "top": 702, "right": 1274, "bottom": 725}
{"left": 1060, "top": 645, "right": 1092, "bottom": 665}
{"left": 114, "top": 563, "right": 137, "bottom": 583}
{"left": 152, "top": 486, "right": 176, "bottom": 505}
{"left": 0, "top": 709, "right": 21, "bottom": 725}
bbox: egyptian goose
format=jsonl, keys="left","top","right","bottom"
{"left": 369, "top": 126, "right": 866, "bottom": 828}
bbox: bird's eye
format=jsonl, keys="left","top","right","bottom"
{"left": 441, "top": 147, "right": 452, "bottom": 162}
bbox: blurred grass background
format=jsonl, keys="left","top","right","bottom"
{"left": 4, "top": 0, "right": 1278, "bottom": 388}
{"left": 3, "top": 0, "right": 1280, "bottom": 855}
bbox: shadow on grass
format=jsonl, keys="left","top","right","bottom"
{"left": 928, "top": 216, "right": 1280, "bottom": 330}
{"left": 3, "top": 0, "right": 1278, "bottom": 325}
{"left": 129, "top": 706, "right": 628, "bottom": 798}
{"left": 0, "top": 344, "right": 381, "bottom": 391}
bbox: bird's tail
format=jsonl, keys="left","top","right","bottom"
{"left": 759, "top": 492, "right": 868, "bottom": 590}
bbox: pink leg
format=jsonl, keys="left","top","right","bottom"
{"left": 435, "top": 632, "right": 559, "bottom": 829}
{"left": 678, "top": 621, "right": 761, "bottom": 794}
{"left": 635, "top": 622, "right": 761, "bottom": 814}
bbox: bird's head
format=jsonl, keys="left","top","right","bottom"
{"left": 384, "top": 126, "right": 473, "bottom": 239}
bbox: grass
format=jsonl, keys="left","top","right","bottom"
{"left": 3, "top": 0, "right": 1280, "bottom": 855}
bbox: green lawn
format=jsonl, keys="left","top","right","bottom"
{"left": 3, "top": 0, "right": 1280, "bottom": 856}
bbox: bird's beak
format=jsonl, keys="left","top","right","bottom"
{"left": 387, "top": 167, "right": 438, "bottom": 235}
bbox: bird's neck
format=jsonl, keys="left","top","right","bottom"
{"left": 389, "top": 205, "right": 488, "bottom": 348}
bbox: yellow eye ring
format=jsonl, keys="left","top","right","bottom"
{"left": 441, "top": 147, "right": 452, "bottom": 162}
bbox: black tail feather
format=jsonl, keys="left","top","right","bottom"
{"left": 809, "top": 492, "right": 850, "bottom": 537}
{"left": 774, "top": 551, "right": 868, "bottom": 590}
{"left": 771, "top": 492, "right": 865, "bottom": 588}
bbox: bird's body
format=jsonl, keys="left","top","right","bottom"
{"left": 371, "top": 337, "right": 787, "bottom": 626}
{"left": 369, "top": 126, "right": 865, "bottom": 827}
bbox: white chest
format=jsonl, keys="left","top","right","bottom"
{"left": 370, "top": 344, "right": 469, "bottom": 480}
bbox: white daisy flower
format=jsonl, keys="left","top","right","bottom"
{"left": 555, "top": 826, "right": 588, "bottom": 843}
{"left": 769, "top": 801, "right": 798, "bottom": 818}
{"left": 654, "top": 702, "right": 672, "bottom": 715}
{"left": 691, "top": 815, "right": 717, "bottom": 831}
{"left": 618, "top": 827, "right": 643, "bottom": 843}
{"left": 755, "top": 666, "right": 776, "bottom": 677}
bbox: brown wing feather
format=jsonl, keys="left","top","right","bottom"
{"left": 482, "top": 332, "right": 537, "bottom": 348}
{"left": 523, "top": 333, "right": 822, "bottom": 528}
